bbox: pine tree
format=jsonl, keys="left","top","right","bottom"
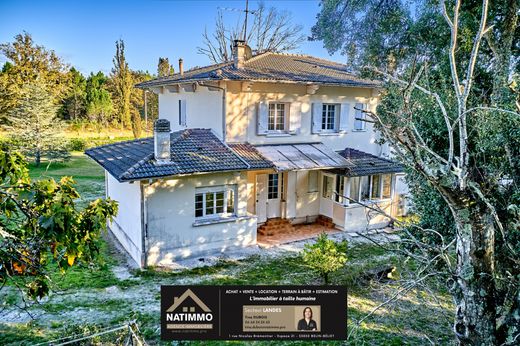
{"left": 7, "top": 80, "right": 69, "bottom": 166}
{"left": 110, "top": 39, "right": 132, "bottom": 128}
{"left": 86, "top": 72, "right": 113, "bottom": 130}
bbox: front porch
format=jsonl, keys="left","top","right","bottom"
{"left": 256, "top": 216, "right": 341, "bottom": 247}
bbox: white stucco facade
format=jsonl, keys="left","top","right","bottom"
{"left": 106, "top": 172, "right": 143, "bottom": 266}
{"left": 143, "top": 172, "right": 256, "bottom": 266}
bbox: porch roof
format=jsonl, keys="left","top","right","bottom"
{"left": 333, "top": 148, "right": 404, "bottom": 176}
{"left": 254, "top": 143, "right": 351, "bottom": 171}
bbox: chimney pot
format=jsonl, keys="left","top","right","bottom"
{"left": 154, "top": 119, "right": 171, "bottom": 164}
{"left": 179, "top": 58, "right": 184, "bottom": 76}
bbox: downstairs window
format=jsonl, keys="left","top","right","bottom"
{"left": 195, "top": 186, "right": 236, "bottom": 218}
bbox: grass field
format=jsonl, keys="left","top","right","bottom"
{"left": 0, "top": 154, "right": 455, "bottom": 345}
{"left": 28, "top": 152, "right": 105, "bottom": 209}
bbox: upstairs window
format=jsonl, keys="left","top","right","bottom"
{"left": 354, "top": 103, "right": 367, "bottom": 131}
{"left": 322, "top": 104, "right": 338, "bottom": 131}
{"left": 195, "top": 186, "right": 235, "bottom": 218}
{"left": 268, "top": 103, "right": 286, "bottom": 131}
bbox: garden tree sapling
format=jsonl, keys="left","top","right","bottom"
{"left": 301, "top": 233, "right": 347, "bottom": 285}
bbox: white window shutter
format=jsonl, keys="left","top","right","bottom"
{"left": 354, "top": 102, "right": 364, "bottom": 130}
{"left": 311, "top": 102, "right": 323, "bottom": 134}
{"left": 289, "top": 102, "right": 301, "bottom": 134}
{"left": 180, "top": 99, "right": 187, "bottom": 127}
{"left": 339, "top": 103, "right": 350, "bottom": 133}
{"left": 257, "top": 101, "right": 268, "bottom": 135}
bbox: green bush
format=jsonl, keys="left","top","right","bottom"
{"left": 68, "top": 138, "right": 87, "bottom": 151}
{"left": 302, "top": 233, "right": 347, "bottom": 284}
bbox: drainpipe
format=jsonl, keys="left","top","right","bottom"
{"left": 199, "top": 81, "right": 227, "bottom": 141}
{"left": 140, "top": 182, "right": 147, "bottom": 268}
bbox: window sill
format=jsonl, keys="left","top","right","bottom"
{"left": 265, "top": 132, "right": 293, "bottom": 137}
{"left": 192, "top": 215, "right": 253, "bottom": 227}
{"left": 352, "top": 129, "right": 368, "bottom": 132}
{"left": 318, "top": 131, "right": 346, "bottom": 136}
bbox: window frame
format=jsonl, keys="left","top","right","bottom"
{"left": 354, "top": 103, "right": 367, "bottom": 131}
{"left": 268, "top": 173, "right": 279, "bottom": 200}
{"left": 321, "top": 103, "right": 339, "bottom": 133}
{"left": 195, "top": 185, "right": 236, "bottom": 219}
{"left": 322, "top": 173, "right": 335, "bottom": 200}
{"left": 267, "top": 102, "right": 288, "bottom": 132}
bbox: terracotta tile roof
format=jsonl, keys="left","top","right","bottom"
{"left": 336, "top": 148, "right": 404, "bottom": 176}
{"left": 136, "top": 52, "right": 380, "bottom": 88}
{"left": 85, "top": 129, "right": 273, "bottom": 182}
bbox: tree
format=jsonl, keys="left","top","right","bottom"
{"left": 0, "top": 146, "right": 118, "bottom": 300}
{"left": 110, "top": 39, "right": 132, "bottom": 128}
{"left": 86, "top": 72, "right": 113, "bottom": 130}
{"left": 198, "top": 1, "right": 306, "bottom": 63}
{"left": 302, "top": 233, "right": 347, "bottom": 284}
{"left": 7, "top": 80, "right": 69, "bottom": 166}
{"left": 313, "top": 1, "right": 520, "bottom": 344}
{"left": 0, "top": 32, "right": 71, "bottom": 119}
{"left": 61, "top": 67, "right": 86, "bottom": 121}
{"left": 157, "top": 57, "right": 174, "bottom": 77}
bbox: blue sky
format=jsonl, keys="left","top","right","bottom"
{"left": 0, "top": 0, "right": 343, "bottom": 76}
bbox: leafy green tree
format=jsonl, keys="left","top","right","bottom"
{"left": 157, "top": 57, "right": 174, "bottom": 77}
{"left": 0, "top": 146, "right": 118, "bottom": 299}
{"left": 7, "top": 80, "right": 69, "bottom": 166}
{"left": 313, "top": 1, "right": 519, "bottom": 344}
{"left": 61, "top": 67, "right": 87, "bottom": 121}
{"left": 0, "top": 32, "right": 71, "bottom": 118}
{"left": 302, "top": 233, "right": 347, "bottom": 284}
{"left": 86, "top": 72, "right": 113, "bottom": 129}
{"left": 110, "top": 39, "right": 132, "bottom": 129}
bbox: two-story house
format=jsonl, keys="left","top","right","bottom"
{"left": 86, "top": 41, "right": 405, "bottom": 268}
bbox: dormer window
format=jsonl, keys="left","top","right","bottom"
{"left": 268, "top": 103, "right": 287, "bottom": 132}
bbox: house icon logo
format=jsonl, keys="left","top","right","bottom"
{"left": 164, "top": 288, "right": 214, "bottom": 330}
{"left": 167, "top": 288, "right": 211, "bottom": 313}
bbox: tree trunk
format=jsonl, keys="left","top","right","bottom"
{"left": 35, "top": 149, "right": 41, "bottom": 167}
{"left": 450, "top": 200, "right": 497, "bottom": 345}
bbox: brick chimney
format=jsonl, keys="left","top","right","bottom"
{"left": 179, "top": 58, "right": 184, "bottom": 76}
{"left": 154, "top": 119, "right": 171, "bottom": 164}
{"left": 233, "top": 40, "right": 247, "bottom": 69}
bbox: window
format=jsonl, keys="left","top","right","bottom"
{"left": 322, "top": 175, "right": 334, "bottom": 199}
{"left": 349, "top": 177, "right": 360, "bottom": 202}
{"left": 178, "top": 100, "right": 182, "bottom": 125}
{"left": 308, "top": 171, "right": 318, "bottom": 192}
{"left": 354, "top": 103, "right": 367, "bottom": 131}
{"left": 335, "top": 175, "right": 345, "bottom": 204}
{"left": 382, "top": 174, "right": 392, "bottom": 199}
{"left": 371, "top": 175, "right": 381, "bottom": 200}
{"left": 268, "top": 103, "right": 286, "bottom": 131}
{"left": 322, "top": 104, "right": 338, "bottom": 131}
{"left": 360, "top": 176, "right": 370, "bottom": 200}
{"left": 268, "top": 173, "right": 279, "bottom": 199}
{"left": 195, "top": 186, "right": 235, "bottom": 218}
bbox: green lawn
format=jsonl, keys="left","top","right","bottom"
{"left": 28, "top": 152, "right": 105, "bottom": 209}
{"left": 0, "top": 153, "right": 455, "bottom": 345}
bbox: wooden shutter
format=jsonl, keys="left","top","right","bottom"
{"left": 339, "top": 103, "right": 350, "bottom": 133}
{"left": 311, "top": 102, "right": 323, "bottom": 134}
{"left": 354, "top": 102, "right": 364, "bottom": 130}
{"left": 289, "top": 102, "right": 301, "bottom": 134}
{"left": 257, "top": 101, "right": 268, "bottom": 135}
{"left": 180, "top": 99, "right": 187, "bottom": 127}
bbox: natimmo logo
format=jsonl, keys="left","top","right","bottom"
{"left": 165, "top": 288, "right": 214, "bottom": 329}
